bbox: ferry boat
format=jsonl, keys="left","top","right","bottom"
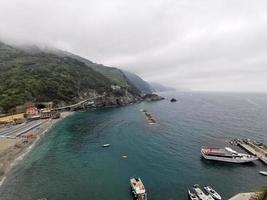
{"left": 203, "top": 186, "right": 221, "bottom": 200}
{"left": 188, "top": 189, "right": 199, "bottom": 200}
{"left": 201, "top": 146, "right": 258, "bottom": 163}
{"left": 193, "top": 185, "right": 214, "bottom": 200}
{"left": 130, "top": 177, "right": 147, "bottom": 200}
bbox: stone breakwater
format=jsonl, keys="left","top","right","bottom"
{"left": 140, "top": 109, "right": 157, "bottom": 125}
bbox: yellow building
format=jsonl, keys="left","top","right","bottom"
{"left": 0, "top": 113, "right": 25, "bottom": 124}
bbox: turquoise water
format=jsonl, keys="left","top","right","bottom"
{"left": 1, "top": 92, "right": 267, "bottom": 200}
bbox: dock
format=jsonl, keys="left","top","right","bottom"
{"left": 236, "top": 139, "right": 267, "bottom": 165}
{"left": 229, "top": 192, "right": 263, "bottom": 200}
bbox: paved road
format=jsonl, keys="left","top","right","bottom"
{"left": 0, "top": 120, "right": 47, "bottom": 138}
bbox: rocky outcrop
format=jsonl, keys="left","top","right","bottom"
{"left": 170, "top": 98, "right": 177, "bottom": 102}
{"left": 88, "top": 88, "right": 141, "bottom": 108}
{"left": 142, "top": 94, "right": 164, "bottom": 102}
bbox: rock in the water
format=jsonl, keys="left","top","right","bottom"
{"left": 170, "top": 98, "right": 177, "bottom": 102}
{"left": 142, "top": 94, "right": 164, "bottom": 102}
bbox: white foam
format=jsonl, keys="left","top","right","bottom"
{"left": 0, "top": 176, "right": 6, "bottom": 187}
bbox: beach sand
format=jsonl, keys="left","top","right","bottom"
{"left": 0, "top": 138, "right": 19, "bottom": 154}
{"left": 0, "top": 111, "right": 74, "bottom": 186}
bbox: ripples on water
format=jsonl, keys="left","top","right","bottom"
{"left": 0, "top": 92, "right": 267, "bottom": 200}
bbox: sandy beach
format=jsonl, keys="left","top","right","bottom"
{"left": 0, "top": 111, "right": 74, "bottom": 186}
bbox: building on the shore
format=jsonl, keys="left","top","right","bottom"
{"left": 0, "top": 113, "right": 25, "bottom": 124}
{"left": 25, "top": 104, "right": 40, "bottom": 120}
{"left": 25, "top": 102, "right": 57, "bottom": 120}
{"left": 26, "top": 106, "right": 38, "bottom": 115}
{"left": 111, "top": 84, "right": 121, "bottom": 90}
{"left": 40, "top": 109, "right": 60, "bottom": 119}
{"left": 0, "top": 101, "right": 58, "bottom": 123}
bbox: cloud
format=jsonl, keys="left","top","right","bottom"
{"left": 0, "top": 0, "right": 267, "bottom": 92}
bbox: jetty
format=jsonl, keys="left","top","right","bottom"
{"left": 229, "top": 138, "right": 267, "bottom": 165}
{"left": 140, "top": 109, "right": 157, "bottom": 124}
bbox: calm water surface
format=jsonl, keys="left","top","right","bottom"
{"left": 0, "top": 92, "right": 267, "bottom": 200}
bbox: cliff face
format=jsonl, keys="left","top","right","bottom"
{"left": 0, "top": 42, "right": 142, "bottom": 112}
{"left": 94, "top": 92, "right": 141, "bottom": 108}
{"left": 123, "top": 70, "right": 153, "bottom": 96}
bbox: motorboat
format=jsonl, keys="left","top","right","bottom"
{"left": 193, "top": 185, "right": 214, "bottom": 200}
{"left": 204, "top": 186, "right": 222, "bottom": 200}
{"left": 130, "top": 177, "right": 147, "bottom": 200}
{"left": 188, "top": 189, "right": 199, "bottom": 200}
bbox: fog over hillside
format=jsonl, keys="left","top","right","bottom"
{"left": 0, "top": 0, "right": 267, "bottom": 92}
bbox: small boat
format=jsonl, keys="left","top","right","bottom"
{"left": 102, "top": 144, "right": 110, "bottom": 147}
{"left": 130, "top": 177, "right": 147, "bottom": 200}
{"left": 204, "top": 186, "right": 222, "bottom": 200}
{"left": 188, "top": 189, "right": 199, "bottom": 200}
{"left": 193, "top": 185, "right": 214, "bottom": 200}
{"left": 259, "top": 171, "right": 267, "bottom": 176}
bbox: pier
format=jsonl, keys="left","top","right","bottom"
{"left": 234, "top": 139, "right": 267, "bottom": 165}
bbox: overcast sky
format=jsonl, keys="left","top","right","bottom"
{"left": 0, "top": 0, "right": 267, "bottom": 92}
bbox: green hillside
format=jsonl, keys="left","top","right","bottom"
{"left": 57, "top": 51, "right": 135, "bottom": 89}
{"left": 0, "top": 42, "right": 140, "bottom": 113}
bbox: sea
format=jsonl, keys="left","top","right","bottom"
{"left": 0, "top": 92, "right": 266, "bottom": 200}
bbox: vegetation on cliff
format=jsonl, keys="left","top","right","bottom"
{"left": 0, "top": 42, "right": 141, "bottom": 112}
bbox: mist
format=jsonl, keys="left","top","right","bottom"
{"left": 1, "top": 0, "right": 267, "bottom": 92}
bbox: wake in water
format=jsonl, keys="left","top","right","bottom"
{"left": 246, "top": 98, "right": 260, "bottom": 108}
{"left": 0, "top": 177, "right": 6, "bottom": 187}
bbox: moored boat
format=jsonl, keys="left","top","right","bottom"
{"left": 130, "top": 177, "right": 147, "bottom": 200}
{"left": 193, "top": 185, "right": 214, "bottom": 200}
{"left": 259, "top": 170, "right": 267, "bottom": 176}
{"left": 204, "top": 186, "right": 221, "bottom": 200}
{"left": 102, "top": 144, "right": 110, "bottom": 147}
{"left": 188, "top": 189, "right": 199, "bottom": 200}
{"left": 201, "top": 146, "right": 258, "bottom": 163}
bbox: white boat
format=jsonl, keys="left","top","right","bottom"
{"left": 201, "top": 146, "right": 258, "bottom": 163}
{"left": 188, "top": 189, "right": 199, "bottom": 200}
{"left": 193, "top": 185, "right": 214, "bottom": 200}
{"left": 259, "top": 171, "right": 267, "bottom": 176}
{"left": 130, "top": 177, "right": 147, "bottom": 200}
{"left": 204, "top": 186, "right": 222, "bottom": 200}
{"left": 102, "top": 144, "right": 110, "bottom": 147}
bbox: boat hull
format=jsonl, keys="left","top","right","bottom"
{"left": 130, "top": 178, "right": 147, "bottom": 200}
{"left": 204, "top": 186, "right": 221, "bottom": 200}
{"left": 201, "top": 150, "right": 258, "bottom": 163}
{"left": 188, "top": 189, "right": 199, "bottom": 200}
{"left": 259, "top": 171, "right": 267, "bottom": 176}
